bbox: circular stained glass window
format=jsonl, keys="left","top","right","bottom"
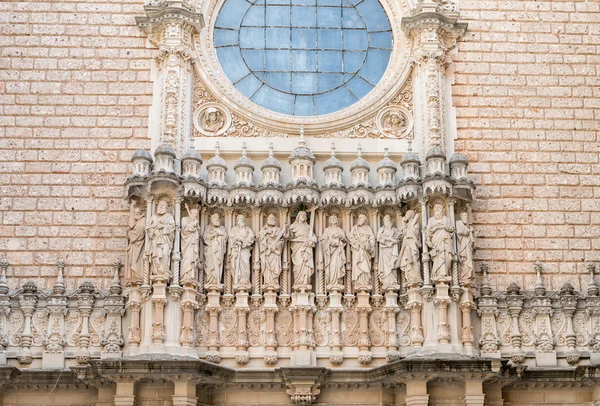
{"left": 214, "top": 0, "right": 393, "bottom": 116}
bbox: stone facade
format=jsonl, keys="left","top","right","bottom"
{"left": 1, "top": 0, "right": 600, "bottom": 404}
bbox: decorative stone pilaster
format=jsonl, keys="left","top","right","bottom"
{"left": 43, "top": 260, "right": 68, "bottom": 369}
{"left": 587, "top": 263, "right": 600, "bottom": 364}
{"left": 234, "top": 285, "right": 250, "bottom": 365}
{"left": 328, "top": 285, "right": 344, "bottom": 364}
{"left": 402, "top": 0, "right": 467, "bottom": 153}
{"left": 263, "top": 284, "right": 279, "bottom": 364}
{"left": 151, "top": 279, "right": 168, "bottom": 350}
{"left": 0, "top": 258, "right": 10, "bottom": 364}
{"left": 356, "top": 290, "right": 372, "bottom": 364}
{"left": 17, "top": 281, "right": 39, "bottom": 365}
{"left": 505, "top": 282, "right": 525, "bottom": 365}
{"left": 102, "top": 261, "right": 126, "bottom": 358}
{"left": 180, "top": 282, "right": 199, "bottom": 356}
{"left": 384, "top": 289, "right": 401, "bottom": 362}
{"left": 433, "top": 277, "right": 452, "bottom": 351}
{"left": 559, "top": 283, "right": 580, "bottom": 365}
{"left": 136, "top": 1, "right": 203, "bottom": 154}
{"left": 205, "top": 284, "right": 222, "bottom": 363}
{"left": 477, "top": 264, "right": 501, "bottom": 358}
{"left": 126, "top": 287, "right": 143, "bottom": 353}
{"left": 406, "top": 285, "right": 425, "bottom": 350}
{"left": 531, "top": 262, "right": 556, "bottom": 367}
{"left": 290, "top": 286, "right": 316, "bottom": 366}
{"left": 75, "top": 281, "right": 96, "bottom": 365}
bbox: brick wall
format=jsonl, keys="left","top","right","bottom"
{"left": 453, "top": 0, "right": 600, "bottom": 291}
{"left": 0, "top": 0, "right": 153, "bottom": 289}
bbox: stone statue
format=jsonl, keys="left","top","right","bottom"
{"left": 399, "top": 210, "right": 422, "bottom": 285}
{"left": 426, "top": 203, "right": 455, "bottom": 281}
{"left": 127, "top": 203, "right": 145, "bottom": 285}
{"left": 287, "top": 211, "right": 317, "bottom": 288}
{"left": 229, "top": 214, "right": 255, "bottom": 287}
{"left": 180, "top": 204, "right": 200, "bottom": 284}
{"left": 259, "top": 214, "right": 285, "bottom": 286}
{"left": 203, "top": 213, "right": 228, "bottom": 285}
{"left": 202, "top": 107, "right": 225, "bottom": 133}
{"left": 376, "top": 214, "right": 401, "bottom": 291}
{"left": 456, "top": 211, "right": 475, "bottom": 285}
{"left": 349, "top": 214, "right": 375, "bottom": 290}
{"left": 145, "top": 198, "right": 175, "bottom": 281}
{"left": 320, "top": 214, "right": 347, "bottom": 288}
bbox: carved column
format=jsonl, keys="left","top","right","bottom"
{"left": 447, "top": 197, "right": 461, "bottom": 300}
{"left": 0, "top": 258, "right": 10, "bottom": 364}
{"left": 531, "top": 262, "right": 556, "bottom": 366}
{"left": 43, "top": 261, "right": 68, "bottom": 369}
{"left": 559, "top": 283, "right": 580, "bottom": 365}
{"left": 356, "top": 290, "right": 372, "bottom": 364}
{"left": 477, "top": 264, "right": 500, "bottom": 358}
{"left": 143, "top": 195, "right": 154, "bottom": 287}
{"left": 136, "top": 1, "right": 202, "bottom": 155}
{"left": 234, "top": 284, "right": 250, "bottom": 365}
{"left": 419, "top": 197, "right": 433, "bottom": 298}
{"left": 102, "top": 262, "right": 126, "bottom": 358}
{"left": 180, "top": 281, "right": 199, "bottom": 357}
{"left": 402, "top": 0, "right": 466, "bottom": 153}
{"left": 151, "top": 277, "right": 168, "bottom": 351}
{"left": 384, "top": 288, "right": 401, "bottom": 362}
{"left": 172, "top": 195, "right": 182, "bottom": 287}
{"left": 586, "top": 263, "right": 600, "bottom": 364}
{"left": 406, "top": 286, "right": 424, "bottom": 351}
{"left": 263, "top": 284, "right": 279, "bottom": 364}
{"left": 205, "top": 284, "right": 222, "bottom": 363}
{"left": 76, "top": 282, "right": 96, "bottom": 364}
{"left": 505, "top": 283, "right": 525, "bottom": 364}
{"left": 126, "top": 287, "right": 143, "bottom": 353}
{"left": 328, "top": 285, "right": 344, "bottom": 364}
{"left": 17, "top": 281, "right": 38, "bottom": 365}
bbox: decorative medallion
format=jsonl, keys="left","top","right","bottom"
{"left": 193, "top": 103, "right": 232, "bottom": 136}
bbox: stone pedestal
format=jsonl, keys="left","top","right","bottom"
{"left": 328, "top": 287, "right": 344, "bottom": 365}
{"left": 179, "top": 284, "right": 198, "bottom": 358}
{"left": 434, "top": 277, "right": 452, "bottom": 353}
{"left": 263, "top": 285, "right": 279, "bottom": 365}
{"left": 150, "top": 279, "right": 168, "bottom": 352}
{"left": 406, "top": 284, "right": 424, "bottom": 354}
{"left": 290, "top": 287, "right": 316, "bottom": 367}
{"left": 205, "top": 284, "right": 222, "bottom": 363}
{"left": 234, "top": 285, "right": 250, "bottom": 365}
{"left": 384, "top": 289, "right": 401, "bottom": 362}
{"left": 356, "top": 290, "right": 372, "bottom": 365}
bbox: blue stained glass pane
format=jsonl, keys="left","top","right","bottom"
{"left": 214, "top": 29, "right": 239, "bottom": 47}
{"left": 314, "top": 86, "right": 356, "bottom": 114}
{"left": 360, "top": 49, "right": 390, "bottom": 83}
{"left": 317, "top": 7, "right": 341, "bottom": 28}
{"left": 265, "top": 50, "right": 290, "bottom": 70}
{"left": 216, "top": 0, "right": 252, "bottom": 29}
{"left": 235, "top": 75, "right": 263, "bottom": 97}
{"left": 370, "top": 31, "right": 392, "bottom": 49}
{"left": 240, "top": 27, "right": 264, "bottom": 48}
{"left": 252, "top": 86, "right": 295, "bottom": 114}
{"left": 318, "top": 29, "right": 342, "bottom": 50}
{"left": 292, "top": 50, "right": 317, "bottom": 71}
{"left": 266, "top": 28, "right": 291, "bottom": 48}
{"left": 318, "top": 51, "right": 342, "bottom": 72}
{"left": 345, "top": 75, "right": 373, "bottom": 98}
{"left": 291, "top": 6, "right": 316, "bottom": 27}
{"left": 342, "top": 7, "right": 364, "bottom": 28}
{"left": 343, "top": 51, "right": 366, "bottom": 72}
{"left": 216, "top": 47, "right": 251, "bottom": 83}
{"left": 292, "top": 28, "right": 316, "bottom": 49}
{"left": 292, "top": 73, "right": 317, "bottom": 94}
{"left": 242, "top": 6, "right": 265, "bottom": 26}
{"left": 241, "top": 49, "right": 265, "bottom": 70}
{"left": 266, "top": 72, "right": 291, "bottom": 92}
{"left": 355, "top": 0, "right": 390, "bottom": 31}
{"left": 343, "top": 30, "right": 367, "bottom": 51}
{"left": 317, "top": 73, "right": 343, "bottom": 92}
{"left": 266, "top": 6, "right": 290, "bottom": 25}
{"left": 215, "top": 0, "right": 391, "bottom": 115}
{"left": 294, "top": 96, "right": 315, "bottom": 115}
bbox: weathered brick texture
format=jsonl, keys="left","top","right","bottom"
{"left": 0, "top": 0, "right": 153, "bottom": 288}
{"left": 454, "top": 0, "right": 600, "bottom": 291}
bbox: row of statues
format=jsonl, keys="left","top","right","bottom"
{"left": 127, "top": 199, "right": 475, "bottom": 292}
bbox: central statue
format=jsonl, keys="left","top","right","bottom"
{"left": 320, "top": 214, "right": 347, "bottom": 288}
{"left": 229, "top": 214, "right": 255, "bottom": 287}
{"left": 287, "top": 211, "right": 317, "bottom": 288}
{"left": 349, "top": 213, "right": 375, "bottom": 291}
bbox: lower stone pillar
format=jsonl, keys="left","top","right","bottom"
{"left": 150, "top": 279, "right": 168, "bottom": 352}
{"left": 405, "top": 380, "right": 429, "bottom": 406}
{"left": 290, "top": 286, "right": 316, "bottom": 366}
{"left": 114, "top": 381, "right": 136, "bottom": 406}
{"left": 205, "top": 284, "right": 222, "bottom": 363}
{"left": 483, "top": 385, "right": 504, "bottom": 406}
{"left": 463, "top": 380, "right": 485, "bottom": 406}
{"left": 594, "top": 385, "right": 600, "bottom": 406}
{"left": 172, "top": 380, "right": 198, "bottom": 406}
{"left": 356, "top": 290, "right": 372, "bottom": 365}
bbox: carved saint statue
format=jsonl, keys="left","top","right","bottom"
{"left": 349, "top": 214, "right": 375, "bottom": 290}
{"left": 426, "top": 203, "right": 455, "bottom": 280}
{"left": 382, "top": 111, "right": 406, "bottom": 138}
{"left": 229, "top": 214, "right": 255, "bottom": 287}
{"left": 127, "top": 203, "right": 145, "bottom": 285}
{"left": 399, "top": 210, "right": 422, "bottom": 285}
{"left": 145, "top": 198, "right": 175, "bottom": 281}
{"left": 259, "top": 214, "right": 285, "bottom": 286}
{"left": 320, "top": 214, "right": 347, "bottom": 288}
{"left": 180, "top": 204, "right": 200, "bottom": 284}
{"left": 287, "top": 211, "right": 317, "bottom": 288}
{"left": 202, "top": 107, "right": 225, "bottom": 133}
{"left": 376, "top": 214, "right": 401, "bottom": 290}
{"left": 203, "top": 213, "right": 228, "bottom": 285}
{"left": 456, "top": 211, "right": 475, "bottom": 285}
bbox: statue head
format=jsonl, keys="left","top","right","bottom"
{"left": 236, "top": 214, "right": 246, "bottom": 227}
{"left": 329, "top": 214, "right": 338, "bottom": 226}
{"left": 205, "top": 107, "right": 219, "bottom": 123}
{"left": 389, "top": 112, "right": 404, "bottom": 126}
{"left": 460, "top": 211, "right": 468, "bottom": 223}
{"left": 210, "top": 213, "right": 221, "bottom": 226}
{"left": 357, "top": 213, "right": 367, "bottom": 225}
{"left": 296, "top": 211, "right": 307, "bottom": 223}
{"left": 405, "top": 209, "right": 415, "bottom": 220}
{"left": 189, "top": 206, "right": 199, "bottom": 218}
{"left": 383, "top": 214, "right": 392, "bottom": 227}
{"left": 433, "top": 203, "right": 443, "bottom": 219}
{"left": 267, "top": 213, "right": 277, "bottom": 226}
{"left": 156, "top": 199, "right": 169, "bottom": 215}
{"left": 133, "top": 204, "right": 143, "bottom": 219}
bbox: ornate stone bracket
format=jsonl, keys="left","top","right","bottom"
{"left": 281, "top": 367, "right": 328, "bottom": 406}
